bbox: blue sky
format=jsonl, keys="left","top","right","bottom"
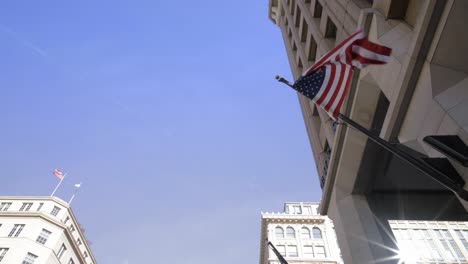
{"left": 0, "top": 1, "right": 321, "bottom": 263}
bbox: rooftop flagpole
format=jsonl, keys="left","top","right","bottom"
{"left": 68, "top": 183, "right": 81, "bottom": 205}
{"left": 51, "top": 170, "right": 67, "bottom": 197}
{"left": 275, "top": 75, "right": 468, "bottom": 201}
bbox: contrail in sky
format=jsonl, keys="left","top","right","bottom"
{"left": 0, "top": 24, "right": 49, "bottom": 58}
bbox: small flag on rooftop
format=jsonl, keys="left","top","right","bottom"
{"left": 287, "top": 29, "right": 392, "bottom": 119}
{"left": 53, "top": 169, "right": 64, "bottom": 180}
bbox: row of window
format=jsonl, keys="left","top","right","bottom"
{"left": 0, "top": 202, "right": 61, "bottom": 216}
{"left": 282, "top": 0, "right": 338, "bottom": 72}
{"left": 275, "top": 226, "right": 323, "bottom": 239}
{"left": 393, "top": 228, "right": 468, "bottom": 262}
{"left": 0, "top": 248, "right": 76, "bottom": 264}
{"left": 274, "top": 244, "right": 327, "bottom": 258}
{"left": 0, "top": 224, "right": 88, "bottom": 260}
{"left": 285, "top": 204, "right": 318, "bottom": 215}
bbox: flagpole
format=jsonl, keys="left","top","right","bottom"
{"left": 275, "top": 76, "right": 468, "bottom": 200}
{"left": 267, "top": 240, "right": 289, "bottom": 264}
{"left": 50, "top": 172, "right": 67, "bottom": 197}
{"left": 68, "top": 183, "right": 81, "bottom": 205}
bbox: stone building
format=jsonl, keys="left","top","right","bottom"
{"left": 0, "top": 196, "right": 96, "bottom": 264}
{"left": 259, "top": 202, "right": 342, "bottom": 264}
{"left": 267, "top": 0, "right": 468, "bottom": 263}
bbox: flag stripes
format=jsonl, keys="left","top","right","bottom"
{"left": 291, "top": 29, "right": 392, "bottom": 119}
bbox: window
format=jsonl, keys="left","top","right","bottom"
{"left": 303, "top": 206, "right": 312, "bottom": 214}
{"left": 295, "top": 7, "right": 301, "bottom": 27}
{"left": 0, "top": 203, "right": 12, "bottom": 211}
{"left": 290, "top": 0, "right": 295, "bottom": 15}
{"left": 69, "top": 225, "right": 76, "bottom": 233}
{"left": 315, "top": 246, "right": 326, "bottom": 258}
{"left": 308, "top": 36, "right": 317, "bottom": 61}
{"left": 68, "top": 258, "right": 75, "bottom": 264}
{"left": 8, "top": 224, "right": 25, "bottom": 237}
{"left": 455, "top": 230, "right": 468, "bottom": 251}
{"left": 276, "top": 245, "right": 286, "bottom": 256}
{"left": 36, "top": 203, "right": 43, "bottom": 211}
{"left": 436, "top": 230, "right": 465, "bottom": 261}
{"left": 51, "top": 206, "right": 61, "bottom": 216}
{"left": 325, "top": 17, "right": 337, "bottom": 39}
{"left": 300, "top": 19, "right": 308, "bottom": 42}
{"left": 77, "top": 238, "right": 82, "bottom": 246}
{"left": 303, "top": 245, "right": 314, "bottom": 257}
{"left": 19, "top": 203, "right": 33, "bottom": 212}
{"left": 22, "top": 253, "right": 38, "bottom": 264}
{"left": 287, "top": 245, "right": 298, "bottom": 257}
{"left": 286, "top": 227, "right": 296, "bottom": 238}
{"left": 312, "top": 227, "right": 322, "bottom": 239}
{"left": 83, "top": 251, "right": 88, "bottom": 258}
{"left": 301, "top": 227, "right": 311, "bottom": 239}
{"left": 313, "top": 1, "right": 323, "bottom": 18}
{"left": 0, "top": 248, "right": 9, "bottom": 262}
{"left": 275, "top": 227, "right": 285, "bottom": 239}
{"left": 57, "top": 244, "right": 67, "bottom": 259}
{"left": 64, "top": 216, "right": 70, "bottom": 224}
{"left": 321, "top": 143, "right": 331, "bottom": 188}
{"left": 292, "top": 205, "right": 302, "bottom": 214}
{"left": 36, "top": 229, "right": 52, "bottom": 245}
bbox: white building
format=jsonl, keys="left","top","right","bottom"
{"left": 259, "top": 202, "right": 342, "bottom": 264}
{"left": 0, "top": 196, "right": 96, "bottom": 264}
{"left": 389, "top": 220, "right": 468, "bottom": 264}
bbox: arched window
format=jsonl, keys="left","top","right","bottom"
{"left": 286, "top": 227, "right": 296, "bottom": 238}
{"left": 301, "top": 227, "right": 311, "bottom": 239}
{"left": 275, "top": 227, "right": 284, "bottom": 239}
{"left": 312, "top": 227, "right": 322, "bottom": 239}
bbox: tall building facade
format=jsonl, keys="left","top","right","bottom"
{"left": 259, "top": 202, "right": 343, "bottom": 264}
{"left": 0, "top": 196, "right": 96, "bottom": 264}
{"left": 268, "top": 0, "right": 468, "bottom": 263}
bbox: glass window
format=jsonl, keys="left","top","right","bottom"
{"left": 0, "top": 248, "right": 9, "bottom": 262}
{"left": 293, "top": 205, "right": 302, "bottom": 214}
{"left": 37, "top": 203, "right": 43, "bottom": 211}
{"left": 51, "top": 206, "right": 61, "bottom": 216}
{"left": 315, "top": 246, "right": 326, "bottom": 258}
{"left": 57, "top": 244, "right": 67, "bottom": 259}
{"left": 276, "top": 245, "right": 286, "bottom": 256}
{"left": 286, "top": 227, "right": 296, "bottom": 238}
{"left": 22, "top": 253, "right": 38, "bottom": 264}
{"left": 301, "top": 227, "right": 311, "bottom": 239}
{"left": 303, "top": 206, "right": 312, "bottom": 214}
{"left": 8, "top": 224, "right": 25, "bottom": 237}
{"left": 36, "top": 229, "right": 52, "bottom": 245}
{"left": 77, "top": 238, "right": 82, "bottom": 246}
{"left": 68, "top": 258, "right": 75, "bottom": 264}
{"left": 303, "top": 245, "right": 313, "bottom": 257}
{"left": 0, "top": 203, "right": 12, "bottom": 211}
{"left": 19, "top": 203, "right": 33, "bottom": 212}
{"left": 455, "top": 230, "right": 468, "bottom": 251}
{"left": 312, "top": 227, "right": 322, "bottom": 239}
{"left": 275, "top": 227, "right": 284, "bottom": 239}
{"left": 287, "top": 245, "right": 298, "bottom": 257}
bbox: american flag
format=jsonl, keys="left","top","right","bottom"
{"left": 53, "top": 169, "right": 64, "bottom": 180}
{"left": 291, "top": 29, "right": 392, "bottom": 119}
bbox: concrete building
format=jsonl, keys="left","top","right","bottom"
{"left": 268, "top": 0, "right": 468, "bottom": 263}
{"left": 0, "top": 196, "right": 96, "bottom": 264}
{"left": 259, "top": 202, "right": 343, "bottom": 264}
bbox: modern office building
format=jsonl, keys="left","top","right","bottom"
{"left": 268, "top": 0, "right": 468, "bottom": 263}
{"left": 0, "top": 196, "right": 96, "bottom": 264}
{"left": 259, "top": 202, "right": 343, "bottom": 264}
